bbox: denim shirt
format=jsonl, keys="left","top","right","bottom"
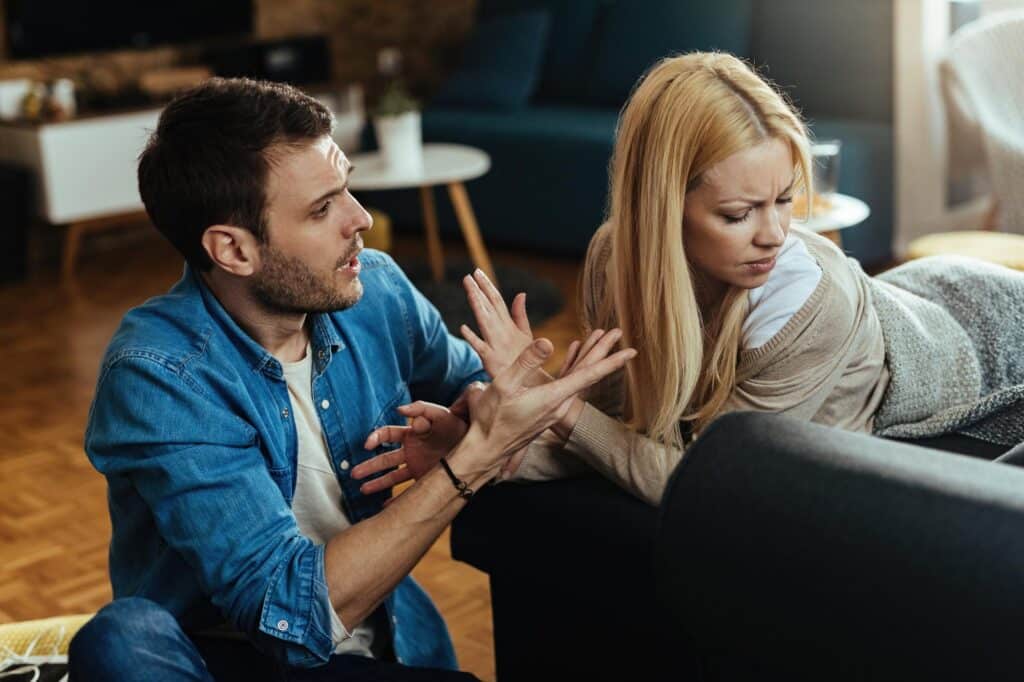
{"left": 85, "top": 250, "right": 487, "bottom": 669}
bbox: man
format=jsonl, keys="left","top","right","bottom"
{"left": 69, "top": 78, "right": 631, "bottom": 681}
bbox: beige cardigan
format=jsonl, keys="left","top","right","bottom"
{"left": 517, "top": 224, "right": 890, "bottom": 506}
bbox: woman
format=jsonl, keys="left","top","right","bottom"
{"left": 358, "top": 52, "right": 1024, "bottom": 507}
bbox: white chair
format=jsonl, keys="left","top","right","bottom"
{"left": 945, "top": 10, "right": 1024, "bottom": 233}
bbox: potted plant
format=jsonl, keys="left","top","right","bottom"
{"left": 371, "top": 78, "right": 423, "bottom": 175}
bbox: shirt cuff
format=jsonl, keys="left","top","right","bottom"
{"left": 328, "top": 603, "right": 355, "bottom": 647}
{"left": 564, "top": 401, "right": 609, "bottom": 458}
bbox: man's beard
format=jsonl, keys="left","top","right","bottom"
{"left": 250, "top": 243, "right": 363, "bottom": 315}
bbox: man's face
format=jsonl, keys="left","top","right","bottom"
{"left": 251, "top": 135, "right": 372, "bottom": 314}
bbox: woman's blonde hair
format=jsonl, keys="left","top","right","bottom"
{"left": 591, "top": 52, "right": 812, "bottom": 448}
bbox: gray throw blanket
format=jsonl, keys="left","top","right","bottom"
{"left": 870, "top": 255, "right": 1024, "bottom": 446}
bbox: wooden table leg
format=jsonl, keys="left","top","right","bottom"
{"left": 61, "top": 222, "right": 85, "bottom": 291}
{"left": 418, "top": 186, "right": 446, "bottom": 282}
{"left": 447, "top": 182, "right": 497, "bottom": 286}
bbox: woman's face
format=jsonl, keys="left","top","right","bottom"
{"left": 683, "top": 137, "right": 796, "bottom": 293}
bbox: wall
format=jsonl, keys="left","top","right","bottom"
{"left": 0, "top": 0, "right": 476, "bottom": 101}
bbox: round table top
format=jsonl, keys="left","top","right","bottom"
{"left": 907, "top": 230, "right": 1024, "bottom": 270}
{"left": 347, "top": 143, "right": 491, "bottom": 190}
{"left": 794, "top": 193, "right": 871, "bottom": 234}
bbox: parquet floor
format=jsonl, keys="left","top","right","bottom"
{"left": 0, "top": 225, "right": 583, "bottom": 682}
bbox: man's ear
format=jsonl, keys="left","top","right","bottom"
{"left": 201, "top": 225, "right": 261, "bottom": 276}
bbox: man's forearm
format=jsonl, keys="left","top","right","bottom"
{"left": 323, "top": 431, "right": 498, "bottom": 629}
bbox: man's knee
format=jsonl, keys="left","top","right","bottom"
{"left": 69, "top": 597, "right": 184, "bottom": 679}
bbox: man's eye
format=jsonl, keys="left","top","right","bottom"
{"left": 314, "top": 200, "right": 332, "bottom": 218}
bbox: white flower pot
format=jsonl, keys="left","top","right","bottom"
{"left": 373, "top": 111, "right": 423, "bottom": 175}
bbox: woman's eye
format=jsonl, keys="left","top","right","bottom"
{"left": 777, "top": 196, "right": 794, "bottom": 205}
{"left": 723, "top": 211, "right": 750, "bottom": 224}
{"left": 313, "top": 200, "right": 332, "bottom": 218}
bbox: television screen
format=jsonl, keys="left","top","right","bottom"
{"left": 5, "top": 0, "right": 253, "bottom": 59}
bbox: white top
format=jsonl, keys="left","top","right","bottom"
{"left": 346, "top": 143, "right": 490, "bottom": 190}
{"left": 282, "top": 347, "right": 377, "bottom": 658}
{"left": 742, "top": 232, "right": 823, "bottom": 349}
{"left": 793, "top": 192, "right": 871, "bottom": 234}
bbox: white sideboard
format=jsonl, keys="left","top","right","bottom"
{"left": 0, "top": 108, "right": 160, "bottom": 225}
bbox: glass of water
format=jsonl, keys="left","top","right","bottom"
{"left": 811, "top": 139, "right": 842, "bottom": 200}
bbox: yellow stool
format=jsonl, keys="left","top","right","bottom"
{"left": 364, "top": 209, "right": 393, "bottom": 253}
{"left": 0, "top": 614, "right": 92, "bottom": 656}
{"left": 907, "top": 230, "right": 1024, "bottom": 271}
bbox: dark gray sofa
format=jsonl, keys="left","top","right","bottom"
{"left": 452, "top": 414, "right": 1018, "bottom": 680}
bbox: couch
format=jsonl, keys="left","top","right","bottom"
{"left": 361, "top": 0, "right": 896, "bottom": 267}
{"left": 451, "top": 413, "right": 1016, "bottom": 680}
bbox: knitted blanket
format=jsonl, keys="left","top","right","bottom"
{"left": 870, "top": 255, "right": 1024, "bottom": 446}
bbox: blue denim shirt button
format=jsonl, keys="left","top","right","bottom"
{"left": 277, "top": 619, "right": 289, "bottom": 632}
{"left": 281, "top": 407, "right": 290, "bottom": 419}
{"left": 339, "top": 460, "right": 350, "bottom": 471}
{"left": 320, "top": 399, "right": 330, "bottom": 410}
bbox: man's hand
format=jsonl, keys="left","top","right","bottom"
{"left": 460, "top": 335, "right": 636, "bottom": 471}
{"left": 352, "top": 401, "right": 470, "bottom": 495}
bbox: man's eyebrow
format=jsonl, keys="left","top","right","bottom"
{"left": 307, "top": 165, "right": 356, "bottom": 209}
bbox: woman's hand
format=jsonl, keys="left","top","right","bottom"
{"left": 460, "top": 269, "right": 535, "bottom": 380}
{"left": 352, "top": 401, "right": 470, "bottom": 495}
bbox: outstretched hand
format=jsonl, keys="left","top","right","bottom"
{"left": 460, "top": 269, "right": 536, "bottom": 381}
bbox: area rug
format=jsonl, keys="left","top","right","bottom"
{"left": 394, "top": 258, "right": 564, "bottom": 335}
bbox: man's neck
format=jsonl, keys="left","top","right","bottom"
{"left": 200, "top": 270, "right": 309, "bottom": 363}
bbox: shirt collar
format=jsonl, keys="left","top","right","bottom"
{"left": 186, "top": 264, "right": 345, "bottom": 378}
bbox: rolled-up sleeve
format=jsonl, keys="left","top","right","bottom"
{"left": 86, "top": 354, "right": 334, "bottom": 667}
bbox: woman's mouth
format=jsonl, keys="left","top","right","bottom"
{"left": 743, "top": 255, "right": 777, "bottom": 274}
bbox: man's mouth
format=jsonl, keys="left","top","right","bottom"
{"left": 337, "top": 241, "right": 363, "bottom": 274}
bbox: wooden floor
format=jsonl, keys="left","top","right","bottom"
{"left": 0, "top": 227, "right": 582, "bottom": 681}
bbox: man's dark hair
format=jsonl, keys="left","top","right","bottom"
{"left": 138, "top": 77, "right": 333, "bottom": 271}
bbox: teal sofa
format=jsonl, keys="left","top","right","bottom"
{"left": 361, "top": 0, "right": 895, "bottom": 267}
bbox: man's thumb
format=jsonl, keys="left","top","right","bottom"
{"left": 516, "top": 338, "right": 553, "bottom": 371}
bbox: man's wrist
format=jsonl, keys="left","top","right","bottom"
{"left": 444, "top": 425, "right": 502, "bottom": 490}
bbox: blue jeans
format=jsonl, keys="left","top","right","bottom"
{"left": 68, "top": 598, "right": 478, "bottom": 682}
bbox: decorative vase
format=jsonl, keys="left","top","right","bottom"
{"left": 373, "top": 110, "right": 423, "bottom": 175}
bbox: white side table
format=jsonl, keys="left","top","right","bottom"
{"left": 347, "top": 143, "right": 495, "bottom": 283}
{"left": 794, "top": 193, "right": 871, "bottom": 247}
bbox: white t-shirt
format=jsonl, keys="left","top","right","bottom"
{"left": 282, "top": 346, "right": 377, "bottom": 658}
{"left": 742, "top": 232, "right": 823, "bottom": 349}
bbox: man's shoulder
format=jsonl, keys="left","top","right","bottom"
{"left": 103, "top": 282, "right": 214, "bottom": 376}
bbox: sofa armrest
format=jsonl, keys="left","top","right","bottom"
{"left": 659, "top": 412, "right": 1024, "bottom": 679}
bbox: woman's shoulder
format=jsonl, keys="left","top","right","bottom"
{"left": 742, "top": 232, "right": 823, "bottom": 349}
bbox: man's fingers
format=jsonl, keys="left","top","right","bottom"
{"left": 397, "top": 401, "right": 451, "bottom": 423}
{"left": 538, "top": 348, "right": 637, "bottom": 406}
{"left": 510, "top": 292, "right": 532, "bottom": 335}
{"left": 363, "top": 425, "right": 409, "bottom": 450}
{"left": 463, "top": 276, "right": 496, "bottom": 325}
{"left": 359, "top": 467, "right": 412, "bottom": 495}
{"left": 496, "top": 338, "right": 554, "bottom": 391}
{"left": 351, "top": 448, "right": 407, "bottom": 479}
{"left": 410, "top": 415, "right": 432, "bottom": 435}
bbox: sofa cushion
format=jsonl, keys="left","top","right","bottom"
{"left": 426, "top": 104, "right": 619, "bottom": 144}
{"left": 434, "top": 10, "right": 551, "bottom": 110}
{"left": 587, "top": 0, "right": 754, "bottom": 106}
{"left": 478, "top": 0, "right": 607, "bottom": 103}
